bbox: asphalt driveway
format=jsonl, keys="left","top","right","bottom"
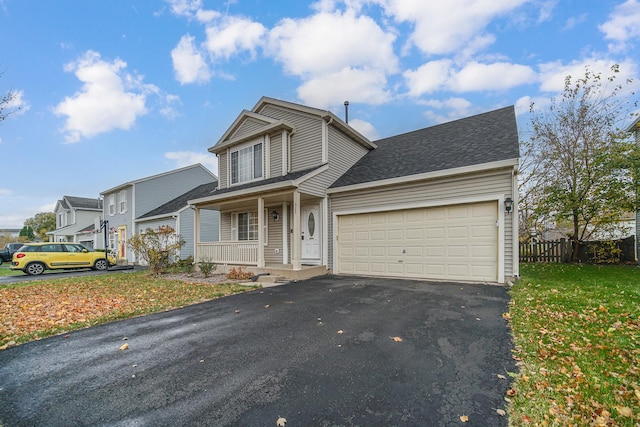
{"left": 0, "top": 275, "right": 514, "bottom": 426}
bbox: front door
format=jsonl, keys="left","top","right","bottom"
{"left": 301, "top": 205, "right": 321, "bottom": 263}
{"left": 117, "top": 225, "right": 127, "bottom": 261}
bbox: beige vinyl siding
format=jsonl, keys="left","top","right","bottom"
{"left": 299, "top": 127, "right": 370, "bottom": 197}
{"left": 230, "top": 117, "right": 271, "bottom": 140}
{"left": 220, "top": 212, "right": 233, "bottom": 241}
{"left": 258, "top": 104, "right": 322, "bottom": 172}
{"left": 264, "top": 208, "right": 284, "bottom": 265}
{"left": 270, "top": 132, "right": 283, "bottom": 178}
{"left": 218, "top": 152, "right": 228, "bottom": 189}
{"left": 329, "top": 168, "right": 515, "bottom": 276}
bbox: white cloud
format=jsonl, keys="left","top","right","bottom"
{"left": 297, "top": 68, "right": 391, "bottom": 109}
{"left": 0, "top": 188, "right": 12, "bottom": 196}
{"left": 267, "top": 10, "right": 398, "bottom": 78}
{"left": 598, "top": 0, "right": 640, "bottom": 52}
{"left": 204, "top": 16, "right": 266, "bottom": 60}
{"left": 348, "top": 118, "right": 379, "bottom": 140}
{"left": 171, "top": 34, "right": 211, "bottom": 84}
{"left": 54, "top": 51, "right": 148, "bottom": 143}
{"left": 378, "top": 0, "right": 528, "bottom": 56}
{"left": 537, "top": 58, "right": 638, "bottom": 93}
{"left": 404, "top": 60, "right": 535, "bottom": 96}
{"left": 449, "top": 61, "right": 536, "bottom": 92}
{"left": 165, "top": 151, "right": 218, "bottom": 176}
{"left": 403, "top": 60, "right": 453, "bottom": 96}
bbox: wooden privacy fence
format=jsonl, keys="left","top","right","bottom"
{"left": 520, "top": 236, "right": 636, "bottom": 264}
{"left": 519, "top": 238, "right": 570, "bottom": 263}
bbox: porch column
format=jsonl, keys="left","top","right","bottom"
{"left": 257, "top": 196, "right": 265, "bottom": 268}
{"left": 292, "top": 190, "right": 302, "bottom": 270}
{"left": 194, "top": 207, "right": 200, "bottom": 263}
{"left": 282, "top": 201, "right": 288, "bottom": 264}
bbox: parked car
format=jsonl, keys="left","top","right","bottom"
{"left": 11, "top": 242, "right": 116, "bottom": 276}
{"left": 0, "top": 243, "right": 25, "bottom": 265}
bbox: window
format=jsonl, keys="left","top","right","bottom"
{"left": 118, "top": 190, "right": 127, "bottom": 213}
{"left": 58, "top": 212, "right": 65, "bottom": 227}
{"left": 237, "top": 212, "right": 258, "bottom": 240}
{"left": 231, "top": 142, "right": 263, "bottom": 185}
{"left": 108, "top": 195, "right": 116, "bottom": 216}
{"left": 231, "top": 210, "right": 268, "bottom": 244}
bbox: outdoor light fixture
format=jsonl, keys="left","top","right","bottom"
{"left": 271, "top": 210, "right": 279, "bottom": 221}
{"left": 504, "top": 197, "right": 514, "bottom": 214}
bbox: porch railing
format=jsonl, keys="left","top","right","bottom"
{"left": 197, "top": 241, "right": 258, "bottom": 265}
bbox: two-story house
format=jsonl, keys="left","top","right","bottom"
{"left": 48, "top": 196, "right": 104, "bottom": 249}
{"left": 101, "top": 164, "right": 218, "bottom": 264}
{"left": 190, "top": 97, "right": 520, "bottom": 284}
{"left": 136, "top": 181, "right": 219, "bottom": 261}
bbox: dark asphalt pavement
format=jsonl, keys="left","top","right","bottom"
{"left": 0, "top": 275, "right": 515, "bottom": 426}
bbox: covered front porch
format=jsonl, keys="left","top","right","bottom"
{"left": 191, "top": 184, "right": 328, "bottom": 273}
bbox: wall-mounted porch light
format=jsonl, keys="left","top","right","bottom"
{"left": 504, "top": 197, "right": 514, "bottom": 214}
{"left": 271, "top": 210, "right": 279, "bottom": 221}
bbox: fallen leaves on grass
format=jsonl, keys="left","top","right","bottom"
{"left": 0, "top": 272, "right": 257, "bottom": 348}
{"left": 507, "top": 264, "right": 640, "bottom": 426}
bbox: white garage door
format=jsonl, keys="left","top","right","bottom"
{"left": 337, "top": 202, "right": 498, "bottom": 282}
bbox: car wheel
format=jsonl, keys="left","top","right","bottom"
{"left": 25, "top": 262, "right": 45, "bottom": 276}
{"left": 93, "top": 259, "right": 107, "bottom": 271}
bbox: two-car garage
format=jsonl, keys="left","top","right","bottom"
{"left": 336, "top": 201, "right": 499, "bottom": 283}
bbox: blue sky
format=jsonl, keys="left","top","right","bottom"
{"left": 1, "top": 0, "right": 639, "bottom": 229}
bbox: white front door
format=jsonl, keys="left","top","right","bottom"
{"left": 301, "top": 205, "right": 321, "bottom": 263}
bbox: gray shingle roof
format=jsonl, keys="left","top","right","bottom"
{"left": 138, "top": 182, "right": 218, "bottom": 219}
{"left": 330, "top": 106, "right": 519, "bottom": 188}
{"left": 202, "top": 166, "right": 322, "bottom": 198}
{"left": 62, "top": 196, "right": 103, "bottom": 210}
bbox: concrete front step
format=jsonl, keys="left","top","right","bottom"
{"left": 255, "top": 274, "right": 286, "bottom": 284}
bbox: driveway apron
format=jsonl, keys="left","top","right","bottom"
{"left": 0, "top": 275, "right": 515, "bottom": 426}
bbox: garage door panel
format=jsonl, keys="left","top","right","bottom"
{"left": 338, "top": 201, "right": 497, "bottom": 282}
{"left": 387, "top": 229, "right": 404, "bottom": 240}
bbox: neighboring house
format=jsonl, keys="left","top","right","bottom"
{"left": 136, "top": 181, "right": 220, "bottom": 261}
{"left": 627, "top": 116, "right": 640, "bottom": 262}
{"left": 190, "top": 97, "right": 519, "bottom": 284}
{"left": 0, "top": 229, "right": 21, "bottom": 239}
{"left": 101, "top": 164, "right": 218, "bottom": 264}
{"left": 48, "top": 196, "right": 104, "bottom": 249}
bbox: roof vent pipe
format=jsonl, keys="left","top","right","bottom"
{"left": 344, "top": 101, "right": 349, "bottom": 124}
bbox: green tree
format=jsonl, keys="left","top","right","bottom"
{"left": 127, "top": 226, "right": 186, "bottom": 275}
{"left": 523, "top": 64, "right": 639, "bottom": 261}
{"left": 24, "top": 212, "right": 56, "bottom": 241}
{"left": 19, "top": 226, "right": 34, "bottom": 240}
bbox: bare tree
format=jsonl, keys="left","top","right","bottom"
{"left": 0, "top": 71, "right": 21, "bottom": 121}
{"left": 524, "top": 64, "right": 639, "bottom": 261}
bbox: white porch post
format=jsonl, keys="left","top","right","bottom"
{"left": 257, "top": 196, "right": 265, "bottom": 268}
{"left": 292, "top": 190, "right": 302, "bottom": 270}
{"left": 282, "top": 201, "right": 288, "bottom": 264}
{"left": 194, "top": 207, "right": 200, "bottom": 263}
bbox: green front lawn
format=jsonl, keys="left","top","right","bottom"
{"left": 0, "top": 266, "right": 24, "bottom": 276}
{"left": 509, "top": 263, "right": 640, "bottom": 426}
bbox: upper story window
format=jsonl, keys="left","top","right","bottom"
{"left": 231, "top": 142, "right": 262, "bottom": 185}
{"left": 118, "top": 190, "right": 127, "bottom": 213}
{"left": 58, "top": 212, "right": 66, "bottom": 227}
{"left": 108, "top": 195, "right": 116, "bottom": 216}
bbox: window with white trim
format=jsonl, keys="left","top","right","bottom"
{"left": 231, "top": 210, "right": 268, "bottom": 245}
{"left": 118, "top": 190, "right": 127, "bottom": 213}
{"left": 230, "top": 141, "right": 263, "bottom": 185}
{"left": 108, "top": 195, "right": 116, "bottom": 216}
{"left": 58, "top": 212, "right": 65, "bottom": 227}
